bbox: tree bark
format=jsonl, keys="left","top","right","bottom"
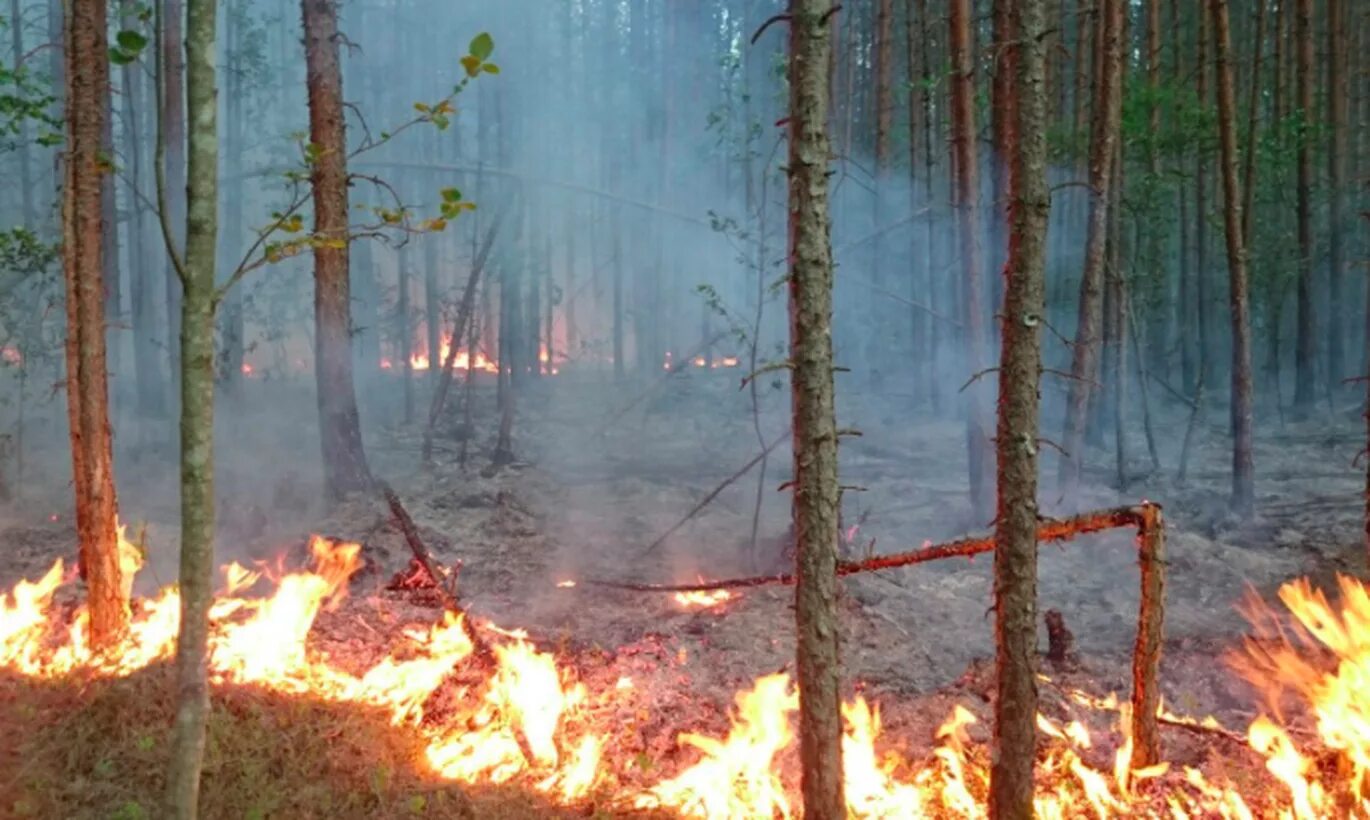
{"left": 123, "top": 2, "right": 166, "bottom": 419}
{"left": 9, "top": 0, "right": 34, "bottom": 226}
{"left": 218, "top": 0, "right": 245, "bottom": 396}
{"left": 164, "top": 0, "right": 218, "bottom": 812}
{"left": 1326, "top": 0, "right": 1347, "bottom": 397}
{"left": 786, "top": 1, "right": 844, "bottom": 816}
{"left": 989, "top": 0, "right": 1048, "bottom": 814}
{"left": 63, "top": 0, "right": 128, "bottom": 651}
{"left": 162, "top": 0, "right": 186, "bottom": 389}
{"left": 303, "top": 0, "right": 373, "bottom": 502}
{"left": 1293, "top": 0, "right": 1316, "bottom": 410}
{"left": 950, "top": 0, "right": 995, "bottom": 521}
{"left": 1058, "top": 0, "right": 1124, "bottom": 499}
{"left": 1210, "top": 0, "right": 1256, "bottom": 514}
{"left": 1196, "top": 2, "right": 1215, "bottom": 392}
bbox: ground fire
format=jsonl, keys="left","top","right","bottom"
{"left": 2, "top": 522, "right": 1367, "bottom": 817}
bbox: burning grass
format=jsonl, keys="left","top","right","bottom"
{"left": 1, "top": 526, "right": 1369, "bottom": 817}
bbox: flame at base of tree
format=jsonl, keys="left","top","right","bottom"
{"left": 2, "top": 531, "right": 1368, "bottom": 816}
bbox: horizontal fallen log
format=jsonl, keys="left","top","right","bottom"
{"left": 583, "top": 504, "right": 1150, "bottom": 593}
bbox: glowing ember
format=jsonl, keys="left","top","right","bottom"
{"left": 673, "top": 588, "right": 735, "bottom": 609}
{"left": 556, "top": 580, "right": 576, "bottom": 588}
{"left": 2, "top": 529, "right": 1368, "bottom": 816}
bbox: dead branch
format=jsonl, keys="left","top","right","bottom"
{"left": 640, "top": 429, "right": 792, "bottom": 557}
{"left": 750, "top": 13, "right": 791, "bottom": 44}
{"left": 600, "top": 504, "right": 1155, "bottom": 591}
{"left": 422, "top": 206, "right": 508, "bottom": 462}
{"left": 379, "top": 482, "right": 493, "bottom": 663}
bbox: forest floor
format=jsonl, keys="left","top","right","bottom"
{"left": 0, "top": 367, "right": 1364, "bottom": 817}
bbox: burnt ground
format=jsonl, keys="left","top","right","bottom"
{"left": 0, "top": 367, "right": 1364, "bottom": 815}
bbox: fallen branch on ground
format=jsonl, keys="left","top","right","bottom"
{"left": 379, "top": 482, "right": 493, "bottom": 663}
{"left": 598, "top": 504, "right": 1150, "bottom": 591}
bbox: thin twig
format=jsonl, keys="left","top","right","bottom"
{"left": 641, "top": 429, "right": 792, "bottom": 557}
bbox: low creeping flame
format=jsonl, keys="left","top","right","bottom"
{"left": 2, "top": 532, "right": 1369, "bottom": 816}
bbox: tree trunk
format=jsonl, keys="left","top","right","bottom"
{"left": 303, "top": 0, "right": 373, "bottom": 502}
{"left": 101, "top": 73, "right": 123, "bottom": 402}
{"left": 1058, "top": 0, "right": 1124, "bottom": 499}
{"left": 1326, "top": 0, "right": 1347, "bottom": 397}
{"left": 9, "top": 0, "right": 34, "bottom": 226}
{"left": 162, "top": 0, "right": 186, "bottom": 391}
{"left": 218, "top": 0, "right": 245, "bottom": 396}
{"left": 988, "top": 0, "right": 1016, "bottom": 337}
{"left": 1210, "top": 0, "right": 1256, "bottom": 514}
{"left": 786, "top": 2, "right": 844, "bottom": 817}
{"left": 1240, "top": 0, "right": 1267, "bottom": 247}
{"left": 915, "top": 0, "right": 940, "bottom": 412}
{"left": 1196, "top": 2, "right": 1216, "bottom": 394}
{"left": 63, "top": 0, "right": 128, "bottom": 651}
{"left": 164, "top": 0, "right": 218, "bottom": 812}
{"left": 123, "top": 2, "right": 166, "bottom": 420}
{"left": 988, "top": 0, "right": 1048, "bottom": 814}
{"left": 1293, "top": 0, "right": 1316, "bottom": 410}
{"left": 398, "top": 244, "right": 414, "bottom": 422}
{"left": 950, "top": 0, "right": 994, "bottom": 521}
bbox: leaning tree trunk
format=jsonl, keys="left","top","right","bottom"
{"left": 786, "top": 1, "right": 844, "bottom": 817}
{"left": 949, "top": 0, "right": 995, "bottom": 522}
{"left": 989, "top": 0, "right": 1049, "bottom": 815}
{"left": 164, "top": 0, "right": 219, "bottom": 814}
{"left": 1209, "top": 0, "right": 1256, "bottom": 515}
{"left": 1058, "top": 0, "right": 1124, "bottom": 500}
{"left": 63, "top": 0, "right": 128, "bottom": 651}
{"left": 304, "top": 0, "right": 373, "bottom": 502}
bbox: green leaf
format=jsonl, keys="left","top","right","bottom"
{"left": 468, "top": 32, "right": 494, "bottom": 61}
{"left": 482, "top": 63, "right": 500, "bottom": 75}
{"left": 440, "top": 187, "right": 462, "bottom": 203}
{"left": 460, "top": 55, "right": 480, "bottom": 78}
{"left": 109, "top": 48, "right": 134, "bottom": 65}
{"left": 116, "top": 30, "right": 149, "bottom": 52}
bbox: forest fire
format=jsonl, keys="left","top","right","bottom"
{"left": 2, "top": 530, "right": 1369, "bottom": 816}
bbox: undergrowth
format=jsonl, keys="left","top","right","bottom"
{"left": 0, "top": 664, "right": 577, "bottom": 819}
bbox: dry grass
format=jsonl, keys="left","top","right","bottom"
{"left": 0, "top": 665, "right": 591, "bottom": 820}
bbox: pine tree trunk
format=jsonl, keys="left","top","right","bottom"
{"left": 1293, "top": 0, "right": 1316, "bottom": 409}
{"left": 950, "top": 0, "right": 995, "bottom": 521}
{"left": 398, "top": 244, "right": 414, "bottom": 422}
{"left": 786, "top": 2, "right": 844, "bottom": 816}
{"left": 9, "top": 0, "right": 34, "bottom": 226}
{"left": 1326, "top": 0, "right": 1347, "bottom": 396}
{"left": 303, "top": 0, "right": 373, "bottom": 502}
{"left": 162, "top": 0, "right": 186, "bottom": 390}
{"left": 219, "top": 3, "right": 245, "bottom": 396}
{"left": 63, "top": 0, "right": 128, "bottom": 651}
{"left": 1196, "top": 2, "right": 1216, "bottom": 393}
{"left": 1209, "top": 0, "right": 1256, "bottom": 514}
{"left": 164, "top": 0, "right": 218, "bottom": 811}
{"left": 988, "top": 0, "right": 1016, "bottom": 336}
{"left": 1059, "top": 0, "right": 1124, "bottom": 499}
{"left": 123, "top": 2, "right": 166, "bottom": 420}
{"left": 988, "top": 0, "right": 1048, "bottom": 814}
{"left": 1240, "top": 0, "right": 1267, "bottom": 247}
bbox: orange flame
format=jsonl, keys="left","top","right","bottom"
{"left": 3, "top": 528, "right": 1369, "bottom": 816}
